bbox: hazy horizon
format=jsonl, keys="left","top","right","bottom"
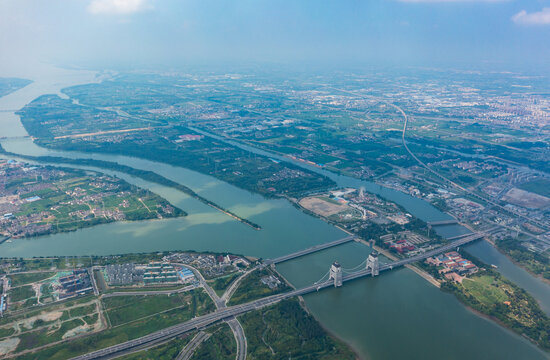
{"left": 1, "top": 0, "right": 550, "bottom": 75}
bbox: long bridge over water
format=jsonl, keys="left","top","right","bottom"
{"left": 427, "top": 219, "right": 458, "bottom": 226}
{"left": 263, "top": 235, "right": 355, "bottom": 265}
{"left": 72, "top": 231, "right": 485, "bottom": 360}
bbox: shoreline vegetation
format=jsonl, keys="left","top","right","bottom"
{"left": 436, "top": 251, "right": 550, "bottom": 351}
{"left": 0, "top": 145, "right": 262, "bottom": 230}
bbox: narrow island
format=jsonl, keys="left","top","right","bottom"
{"left": 0, "top": 159, "right": 185, "bottom": 240}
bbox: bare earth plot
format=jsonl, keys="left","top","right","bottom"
{"left": 299, "top": 196, "right": 349, "bottom": 217}
{"left": 502, "top": 188, "right": 550, "bottom": 209}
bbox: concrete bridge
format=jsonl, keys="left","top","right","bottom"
{"left": 427, "top": 219, "right": 458, "bottom": 226}
{"left": 72, "top": 232, "right": 485, "bottom": 360}
{"left": 263, "top": 236, "right": 355, "bottom": 265}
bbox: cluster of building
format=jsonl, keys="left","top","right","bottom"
{"left": 426, "top": 251, "right": 478, "bottom": 282}
{"left": 104, "top": 263, "right": 144, "bottom": 285}
{"left": 260, "top": 275, "right": 281, "bottom": 289}
{"left": 55, "top": 269, "right": 93, "bottom": 300}
{"left": 163, "top": 252, "right": 250, "bottom": 278}
{"left": 103, "top": 262, "right": 196, "bottom": 286}
{"left": 379, "top": 231, "right": 434, "bottom": 256}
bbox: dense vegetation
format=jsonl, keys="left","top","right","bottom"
{"left": 191, "top": 324, "right": 236, "bottom": 360}
{"left": 240, "top": 299, "right": 355, "bottom": 360}
{"left": 496, "top": 237, "right": 550, "bottom": 280}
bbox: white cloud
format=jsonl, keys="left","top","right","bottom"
{"left": 512, "top": 8, "right": 550, "bottom": 25}
{"left": 87, "top": 0, "right": 152, "bottom": 15}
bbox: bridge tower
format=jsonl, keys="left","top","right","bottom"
{"left": 329, "top": 262, "right": 343, "bottom": 287}
{"left": 366, "top": 251, "right": 379, "bottom": 276}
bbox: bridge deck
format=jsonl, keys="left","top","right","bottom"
{"left": 428, "top": 219, "right": 459, "bottom": 226}
{"left": 264, "top": 236, "right": 355, "bottom": 265}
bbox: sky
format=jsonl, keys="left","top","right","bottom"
{"left": 1, "top": 0, "right": 550, "bottom": 73}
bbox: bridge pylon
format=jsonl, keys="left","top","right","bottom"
{"left": 366, "top": 251, "right": 379, "bottom": 276}
{"left": 329, "top": 262, "right": 343, "bottom": 287}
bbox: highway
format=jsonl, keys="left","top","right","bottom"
{"left": 176, "top": 331, "right": 210, "bottom": 360}
{"left": 101, "top": 285, "right": 196, "bottom": 298}
{"left": 70, "top": 233, "right": 483, "bottom": 360}
{"left": 221, "top": 268, "right": 257, "bottom": 304}
{"left": 227, "top": 318, "right": 247, "bottom": 360}
{"left": 264, "top": 236, "right": 355, "bottom": 265}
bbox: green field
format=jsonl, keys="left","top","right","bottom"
{"left": 9, "top": 272, "right": 56, "bottom": 287}
{"left": 518, "top": 179, "right": 550, "bottom": 198}
{"left": 462, "top": 275, "right": 509, "bottom": 304}
{"left": 103, "top": 294, "right": 193, "bottom": 327}
{"left": 9, "top": 285, "right": 35, "bottom": 302}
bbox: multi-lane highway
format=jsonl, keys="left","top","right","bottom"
{"left": 227, "top": 318, "right": 247, "bottom": 360}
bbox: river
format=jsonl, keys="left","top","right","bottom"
{"left": 0, "top": 68, "right": 548, "bottom": 359}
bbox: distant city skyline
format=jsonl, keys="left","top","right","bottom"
{"left": 1, "top": 0, "right": 549, "bottom": 73}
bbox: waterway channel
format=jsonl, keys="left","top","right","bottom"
{"left": 0, "top": 68, "right": 548, "bottom": 359}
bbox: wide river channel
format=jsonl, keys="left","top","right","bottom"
{"left": 0, "top": 68, "right": 549, "bottom": 360}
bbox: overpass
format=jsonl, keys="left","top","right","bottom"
{"left": 427, "top": 219, "right": 458, "bottom": 226}
{"left": 263, "top": 236, "right": 355, "bottom": 265}
{"left": 71, "top": 232, "right": 484, "bottom": 360}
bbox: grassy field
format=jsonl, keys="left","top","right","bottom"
{"left": 9, "top": 272, "right": 56, "bottom": 287}
{"left": 227, "top": 268, "right": 290, "bottom": 306}
{"left": 9, "top": 285, "right": 35, "bottom": 302}
{"left": 103, "top": 294, "right": 192, "bottom": 327}
{"left": 518, "top": 179, "right": 550, "bottom": 198}
{"left": 190, "top": 324, "right": 236, "bottom": 360}
{"left": 239, "top": 299, "right": 355, "bottom": 360}
{"left": 462, "top": 275, "right": 509, "bottom": 304}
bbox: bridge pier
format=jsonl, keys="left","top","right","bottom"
{"left": 366, "top": 251, "right": 379, "bottom": 276}
{"left": 329, "top": 262, "right": 343, "bottom": 287}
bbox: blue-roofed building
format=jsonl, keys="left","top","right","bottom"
{"left": 178, "top": 266, "right": 195, "bottom": 282}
